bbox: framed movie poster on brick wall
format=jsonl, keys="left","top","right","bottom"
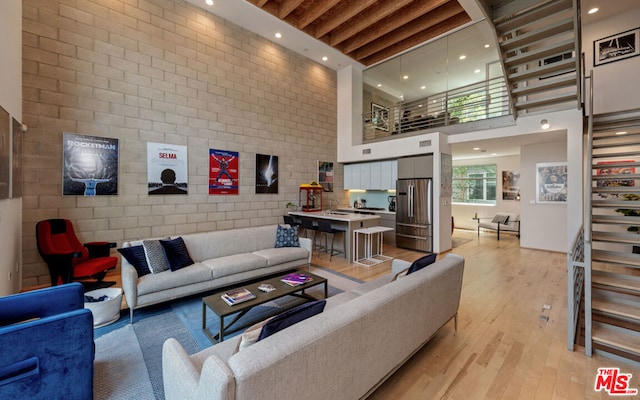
{"left": 147, "top": 142, "right": 188, "bottom": 195}
{"left": 11, "top": 118, "right": 22, "bottom": 198}
{"left": 0, "top": 106, "right": 8, "bottom": 199}
{"left": 255, "top": 154, "right": 278, "bottom": 194}
{"left": 63, "top": 132, "right": 119, "bottom": 196}
{"left": 210, "top": 149, "right": 239, "bottom": 195}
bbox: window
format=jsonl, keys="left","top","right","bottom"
{"left": 452, "top": 164, "right": 497, "bottom": 204}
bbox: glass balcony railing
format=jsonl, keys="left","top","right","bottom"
{"left": 363, "top": 77, "right": 511, "bottom": 140}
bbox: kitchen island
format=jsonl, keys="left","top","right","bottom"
{"left": 288, "top": 211, "right": 380, "bottom": 261}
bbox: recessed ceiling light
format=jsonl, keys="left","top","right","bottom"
{"left": 420, "top": 85, "right": 426, "bottom": 90}
{"left": 491, "top": 153, "right": 497, "bottom": 156}
{"left": 459, "top": 55, "right": 466, "bottom": 60}
{"left": 484, "top": 44, "right": 490, "bottom": 48}
{"left": 205, "top": 0, "right": 213, "bottom": 5}
{"left": 474, "top": 69, "right": 481, "bottom": 74}
{"left": 377, "top": 83, "right": 382, "bottom": 87}
{"left": 275, "top": 32, "right": 282, "bottom": 39}
{"left": 403, "top": 75, "right": 409, "bottom": 80}
{"left": 321, "top": 56, "right": 328, "bottom": 62}
{"left": 588, "top": 7, "right": 599, "bottom": 14}
{"left": 418, "top": 104, "right": 423, "bottom": 108}
{"left": 616, "top": 131, "right": 627, "bottom": 135}
{"left": 473, "top": 147, "right": 480, "bottom": 151}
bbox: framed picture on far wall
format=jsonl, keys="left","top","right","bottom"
{"left": 147, "top": 142, "right": 188, "bottom": 195}
{"left": 0, "top": 106, "right": 9, "bottom": 200}
{"left": 209, "top": 149, "right": 239, "bottom": 195}
{"left": 536, "top": 162, "right": 567, "bottom": 203}
{"left": 594, "top": 27, "right": 640, "bottom": 66}
{"left": 255, "top": 154, "right": 278, "bottom": 194}
{"left": 11, "top": 118, "right": 23, "bottom": 198}
{"left": 502, "top": 170, "right": 520, "bottom": 200}
{"left": 318, "top": 161, "right": 334, "bottom": 192}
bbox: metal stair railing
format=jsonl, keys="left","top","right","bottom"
{"left": 583, "top": 70, "right": 594, "bottom": 356}
{"left": 567, "top": 227, "right": 585, "bottom": 352}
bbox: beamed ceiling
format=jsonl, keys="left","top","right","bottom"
{"left": 246, "top": 0, "right": 472, "bottom": 66}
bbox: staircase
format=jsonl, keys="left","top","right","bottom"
{"left": 490, "top": 0, "right": 581, "bottom": 116}
{"left": 584, "top": 109, "right": 640, "bottom": 361}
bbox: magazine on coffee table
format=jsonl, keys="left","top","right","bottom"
{"left": 280, "top": 273, "right": 313, "bottom": 286}
{"left": 221, "top": 287, "right": 256, "bottom": 306}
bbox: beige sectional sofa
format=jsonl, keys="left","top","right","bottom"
{"left": 120, "top": 225, "right": 312, "bottom": 322}
{"left": 162, "top": 253, "right": 465, "bottom": 400}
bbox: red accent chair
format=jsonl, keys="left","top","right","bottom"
{"left": 36, "top": 219, "right": 117, "bottom": 288}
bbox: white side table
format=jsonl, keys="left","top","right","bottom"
{"left": 352, "top": 226, "right": 394, "bottom": 267}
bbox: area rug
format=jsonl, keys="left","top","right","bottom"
{"left": 452, "top": 236, "right": 473, "bottom": 248}
{"left": 93, "top": 266, "right": 362, "bottom": 400}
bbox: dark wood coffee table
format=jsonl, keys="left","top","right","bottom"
{"left": 202, "top": 270, "right": 328, "bottom": 343}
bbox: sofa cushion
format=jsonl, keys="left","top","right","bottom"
{"left": 142, "top": 239, "right": 171, "bottom": 273}
{"left": 274, "top": 225, "right": 300, "bottom": 248}
{"left": 202, "top": 253, "right": 268, "bottom": 279}
{"left": 257, "top": 299, "right": 327, "bottom": 341}
{"left": 252, "top": 247, "right": 309, "bottom": 267}
{"left": 407, "top": 253, "right": 437, "bottom": 275}
{"left": 161, "top": 237, "right": 195, "bottom": 271}
{"left": 136, "top": 263, "right": 213, "bottom": 296}
{"left": 117, "top": 245, "right": 151, "bottom": 277}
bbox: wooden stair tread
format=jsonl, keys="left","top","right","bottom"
{"left": 592, "top": 323, "right": 640, "bottom": 355}
{"left": 592, "top": 231, "right": 640, "bottom": 244}
{"left": 593, "top": 299, "right": 640, "bottom": 321}
{"left": 593, "top": 272, "right": 640, "bottom": 292}
{"left": 592, "top": 250, "right": 640, "bottom": 267}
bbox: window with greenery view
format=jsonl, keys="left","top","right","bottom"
{"left": 452, "top": 164, "right": 497, "bottom": 204}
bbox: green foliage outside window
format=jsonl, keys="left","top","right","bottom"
{"left": 452, "top": 164, "right": 496, "bottom": 204}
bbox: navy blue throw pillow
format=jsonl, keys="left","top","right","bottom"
{"left": 257, "top": 299, "right": 326, "bottom": 341}
{"left": 160, "top": 237, "right": 195, "bottom": 271}
{"left": 275, "top": 224, "right": 300, "bottom": 248}
{"left": 406, "top": 253, "right": 437, "bottom": 275}
{"left": 117, "top": 246, "right": 151, "bottom": 277}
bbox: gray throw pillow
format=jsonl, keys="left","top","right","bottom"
{"left": 491, "top": 214, "right": 509, "bottom": 224}
{"left": 142, "top": 239, "right": 171, "bottom": 273}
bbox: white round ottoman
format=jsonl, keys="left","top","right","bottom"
{"left": 84, "top": 287, "right": 123, "bottom": 328}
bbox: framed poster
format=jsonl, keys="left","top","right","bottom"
{"left": 371, "top": 103, "right": 389, "bottom": 131}
{"left": 536, "top": 162, "right": 567, "bottom": 203}
{"left": 502, "top": 170, "right": 520, "bottom": 200}
{"left": 209, "top": 149, "right": 239, "bottom": 195}
{"left": 0, "top": 106, "right": 8, "bottom": 199}
{"left": 63, "top": 132, "right": 118, "bottom": 196}
{"left": 147, "top": 142, "right": 188, "bottom": 195}
{"left": 11, "top": 118, "right": 22, "bottom": 198}
{"left": 255, "top": 154, "right": 278, "bottom": 194}
{"left": 318, "top": 161, "right": 334, "bottom": 192}
{"left": 594, "top": 27, "right": 640, "bottom": 66}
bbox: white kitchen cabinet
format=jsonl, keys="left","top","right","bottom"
{"left": 344, "top": 160, "right": 398, "bottom": 190}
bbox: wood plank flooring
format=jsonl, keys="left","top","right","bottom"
{"left": 28, "top": 229, "right": 640, "bottom": 399}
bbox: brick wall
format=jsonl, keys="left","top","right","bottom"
{"left": 21, "top": 0, "right": 342, "bottom": 287}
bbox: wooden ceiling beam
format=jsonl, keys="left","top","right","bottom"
{"left": 296, "top": 0, "right": 341, "bottom": 30}
{"left": 329, "top": 0, "right": 449, "bottom": 47}
{"left": 253, "top": 0, "right": 270, "bottom": 8}
{"left": 342, "top": 1, "right": 465, "bottom": 58}
{"left": 278, "top": 0, "right": 305, "bottom": 19}
{"left": 358, "top": 12, "right": 472, "bottom": 66}
{"left": 313, "top": 0, "right": 378, "bottom": 39}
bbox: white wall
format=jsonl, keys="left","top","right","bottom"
{"left": 583, "top": 7, "right": 640, "bottom": 114}
{"left": 0, "top": 0, "right": 23, "bottom": 295}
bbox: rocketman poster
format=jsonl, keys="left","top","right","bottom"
{"left": 63, "top": 132, "right": 118, "bottom": 196}
{"left": 209, "top": 149, "right": 239, "bottom": 195}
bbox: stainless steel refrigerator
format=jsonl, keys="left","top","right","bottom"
{"left": 396, "top": 178, "right": 432, "bottom": 252}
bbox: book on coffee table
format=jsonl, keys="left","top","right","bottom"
{"left": 221, "top": 287, "right": 256, "bottom": 306}
{"left": 280, "top": 273, "right": 313, "bottom": 286}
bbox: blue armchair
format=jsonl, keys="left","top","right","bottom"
{"left": 0, "top": 283, "right": 94, "bottom": 399}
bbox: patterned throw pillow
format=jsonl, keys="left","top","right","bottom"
{"left": 142, "top": 239, "right": 171, "bottom": 274}
{"left": 117, "top": 245, "right": 151, "bottom": 277}
{"left": 160, "top": 236, "right": 195, "bottom": 271}
{"left": 274, "top": 224, "right": 300, "bottom": 248}
{"left": 491, "top": 214, "right": 509, "bottom": 224}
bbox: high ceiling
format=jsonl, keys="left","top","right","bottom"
{"left": 245, "top": 0, "right": 472, "bottom": 66}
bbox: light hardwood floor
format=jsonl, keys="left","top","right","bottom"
{"left": 32, "top": 229, "right": 640, "bottom": 399}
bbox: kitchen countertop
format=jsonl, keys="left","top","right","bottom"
{"left": 288, "top": 211, "right": 381, "bottom": 222}
{"left": 337, "top": 207, "right": 396, "bottom": 216}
